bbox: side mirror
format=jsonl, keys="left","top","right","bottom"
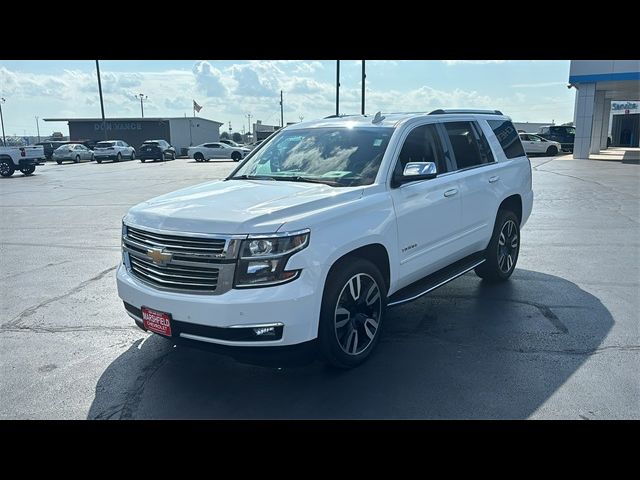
{"left": 393, "top": 162, "right": 437, "bottom": 187}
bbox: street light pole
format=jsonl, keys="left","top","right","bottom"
{"left": 0, "top": 98, "right": 6, "bottom": 147}
{"left": 95, "top": 60, "right": 107, "bottom": 140}
{"left": 35, "top": 116, "right": 41, "bottom": 143}
{"left": 280, "top": 90, "right": 284, "bottom": 128}
{"left": 361, "top": 60, "right": 366, "bottom": 115}
{"left": 336, "top": 60, "right": 340, "bottom": 116}
{"left": 136, "top": 93, "right": 147, "bottom": 118}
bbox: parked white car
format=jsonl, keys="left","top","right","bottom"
{"left": 0, "top": 145, "right": 45, "bottom": 177}
{"left": 518, "top": 133, "right": 561, "bottom": 156}
{"left": 93, "top": 140, "right": 136, "bottom": 163}
{"left": 53, "top": 143, "right": 94, "bottom": 164}
{"left": 117, "top": 110, "right": 533, "bottom": 368}
{"left": 188, "top": 142, "right": 251, "bottom": 162}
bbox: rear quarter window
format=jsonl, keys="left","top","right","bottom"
{"left": 487, "top": 120, "right": 526, "bottom": 159}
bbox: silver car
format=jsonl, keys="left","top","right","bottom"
{"left": 53, "top": 144, "right": 95, "bottom": 164}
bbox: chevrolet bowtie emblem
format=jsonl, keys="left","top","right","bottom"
{"left": 147, "top": 248, "right": 172, "bottom": 265}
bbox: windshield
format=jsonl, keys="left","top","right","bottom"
{"left": 96, "top": 142, "right": 116, "bottom": 148}
{"left": 143, "top": 142, "right": 159, "bottom": 146}
{"left": 56, "top": 145, "right": 73, "bottom": 151}
{"left": 230, "top": 127, "right": 393, "bottom": 187}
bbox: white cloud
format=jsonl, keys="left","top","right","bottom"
{"left": 192, "top": 61, "right": 228, "bottom": 97}
{"left": 511, "top": 81, "right": 566, "bottom": 88}
{"left": 292, "top": 61, "right": 324, "bottom": 74}
{"left": 442, "top": 60, "right": 508, "bottom": 66}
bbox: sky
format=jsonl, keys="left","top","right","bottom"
{"left": 0, "top": 60, "right": 575, "bottom": 138}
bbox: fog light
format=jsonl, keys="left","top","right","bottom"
{"left": 254, "top": 326, "right": 276, "bottom": 336}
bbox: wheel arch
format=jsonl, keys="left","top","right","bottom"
{"left": 326, "top": 243, "right": 391, "bottom": 294}
{"left": 498, "top": 194, "right": 522, "bottom": 225}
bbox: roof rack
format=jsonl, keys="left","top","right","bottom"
{"left": 428, "top": 109, "right": 503, "bottom": 115}
{"left": 323, "top": 114, "right": 364, "bottom": 119}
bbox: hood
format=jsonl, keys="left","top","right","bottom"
{"left": 124, "top": 179, "right": 363, "bottom": 234}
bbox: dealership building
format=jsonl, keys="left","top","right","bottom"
{"left": 43, "top": 117, "right": 223, "bottom": 155}
{"left": 569, "top": 60, "right": 640, "bottom": 159}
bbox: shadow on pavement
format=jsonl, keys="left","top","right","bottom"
{"left": 88, "top": 269, "right": 613, "bottom": 419}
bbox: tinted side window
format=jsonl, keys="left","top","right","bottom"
{"left": 488, "top": 120, "right": 526, "bottom": 159}
{"left": 394, "top": 124, "right": 446, "bottom": 178}
{"left": 444, "top": 121, "right": 494, "bottom": 170}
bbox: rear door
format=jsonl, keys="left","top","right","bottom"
{"left": 441, "top": 120, "right": 502, "bottom": 256}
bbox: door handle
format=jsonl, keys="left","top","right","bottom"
{"left": 489, "top": 176, "right": 500, "bottom": 183}
{"left": 444, "top": 188, "right": 458, "bottom": 197}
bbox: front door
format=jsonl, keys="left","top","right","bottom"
{"left": 389, "top": 123, "right": 462, "bottom": 287}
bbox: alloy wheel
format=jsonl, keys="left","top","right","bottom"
{"left": 497, "top": 219, "right": 519, "bottom": 273}
{"left": 334, "top": 273, "right": 382, "bottom": 355}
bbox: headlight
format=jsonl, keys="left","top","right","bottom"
{"left": 234, "top": 229, "right": 310, "bottom": 288}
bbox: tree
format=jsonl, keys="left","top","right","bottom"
{"left": 220, "top": 131, "right": 230, "bottom": 140}
{"left": 232, "top": 132, "right": 243, "bottom": 143}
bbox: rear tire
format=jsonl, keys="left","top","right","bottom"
{"left": 20, "top": 165, "right": 36, "bottom": 175}
{"left": 130, "top": 151, "right": 135, "bottom": 160}
{"left": 546, "top": 146, "right": 558, "bottom": 156}
{"left": 96, "top": 159, "right": 102, "bottom": 164}
{"left": 115, "top": 153, "right": 122, "bottom": 162}
{"left": 75, "top": 155, "right": 80, "bottom": 163}
{"left": 318, "top": 258, "right": 387, "bottom": 369}
{"left": 475, "top": 209, "right": 520, "bottom": 282}
{"left": 0, "top": 160, "right": 15, "bottom": 177}
{"left": 56, "top": 160, "right": 62, "bottom": 165}
{"left": 141, "top": 159, "right": 146, "bottom": 163}
{"left": 194, "top": 153, "right": 204, "bottom": 162}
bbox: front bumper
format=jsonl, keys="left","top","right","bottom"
{"left": 116, "top": 263, "right": 321, "bottom": 348}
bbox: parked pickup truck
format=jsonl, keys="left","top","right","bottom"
{"left": 117, "top": 110, "right": 533, "bottom": 368}
{"left": 0, "top": 145, "right": 45, "bottom": 177}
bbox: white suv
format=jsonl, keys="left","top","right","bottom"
{"left": 117, "top": 109, "right": 533, "bottom": 368}
{"left": 93, "top": 140, "right": 136, "bottom": 163}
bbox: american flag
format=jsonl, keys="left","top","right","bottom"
{"left": 193, "top": 100, "right": 203, "bottom": 113}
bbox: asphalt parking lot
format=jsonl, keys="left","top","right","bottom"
{"left": 1, "top": 155, "right": 638, "bottom": 419}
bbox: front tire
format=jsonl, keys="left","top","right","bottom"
{"left": 130, "top": 151, "right": 135, "bottom": 160}
{"left": 56, "top": 160, "right": 62, "bottom": 165}
{"left": 20, "top": 165, "right": 36, "bottom": 175}
{"left": 318, "top": 258, "right": 386, "bottom": 368}
{"left": 96, "top": 159, "right": 102, "bottom": 164}
{"left": 475, "top": 209, "right": 520, "bottom": 282}
{"left": 75, "top": 155, "right": 80, "bottom": 163}
{"left": 546, "top": 146, "right": 558, "bottom": 156}
{"left": 1, "top": 160, "right": 15, "bottom": 177}
{"left": 141, "top": 159, "right": 146, "bottom": 163}
{"left": 115, "top": 153, "right": 122, "bottom": 162}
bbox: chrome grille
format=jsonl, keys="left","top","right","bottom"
{"left": 123, "top": 225, "right": 242, "bottom": 294}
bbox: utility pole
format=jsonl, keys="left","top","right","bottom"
{"left": 0, "top": 97, "right": 6, "bottom": 147}
{"left": 95, "top": 60, "right": 107, "bottom": 140}
{"left": 361, "top": 60, "right": 366, "bottom": 115}
{"left": 299, "top": 115, "right": 304, "bottom": 123}
{"left": 136, "top": 93, "right": 147, "bottom": 118}
{"left": 229, "top": 121, "right": 232, "bottom": 133}
{"left": 280, "top": 90, "right": 284, "bottom": 128}
{"left": 247, "top": 113, "right": 252, "bottom": 135}
{"left": 35, "top": 116, "right": 40, "bottom": 142}
{"left": 336, "top": 60, "right": 340, "bottom": 116}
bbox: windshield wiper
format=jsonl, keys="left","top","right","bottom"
{"left": 227, "top": 174, "right": 276, "bottom": 181}
{"left": 269, "top": 176, "right": 339, "bottom": 186}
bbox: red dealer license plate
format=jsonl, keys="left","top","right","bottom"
{"left": 141, "top": 307, "right": 172, "bottom": 337}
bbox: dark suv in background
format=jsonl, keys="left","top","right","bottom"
{"left": 139, "top": 140, "right": 176, "bottom": 162}
{"left": 537, "top": 125, "right": 575, "bottom": 152}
